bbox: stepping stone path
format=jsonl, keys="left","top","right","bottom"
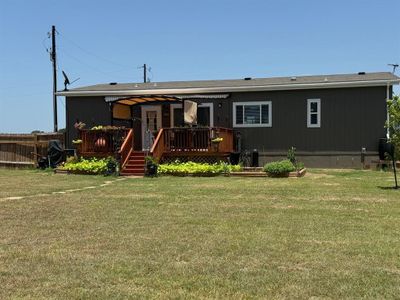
{"left": 0, "top": 177, "right": 129, "bottom": 202}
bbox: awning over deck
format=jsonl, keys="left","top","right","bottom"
{"left": 105, "top": 95, "right": 181, "bottom": 106}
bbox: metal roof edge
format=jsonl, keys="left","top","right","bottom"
{"left": 56, "top": 79, "right": 400, "bottom": 97}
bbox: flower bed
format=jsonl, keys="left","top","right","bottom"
{"left": 230, "top": 167, "right": 306, "bottom": 177}
{"left": 158, "top": 161, "right": 241, "bottom": 177}
{"left": 57, "top": 157, "right": 117, "bottom": 175}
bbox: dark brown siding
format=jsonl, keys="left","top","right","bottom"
{"left": 66, "top": 96, "right": 111, "bottom": 147}
{"left": 161, "top": 104, "right": 171, "bottom": 128}
{"left": 222, "top": 86, "right": 387, "bottom": 152}
{"left": 65, "top": 86, "right": 388, "bottom": 153}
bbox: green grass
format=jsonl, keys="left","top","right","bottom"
{"left": 0, "top": 168, "right": 399, "bottom": 299}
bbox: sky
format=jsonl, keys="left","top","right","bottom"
{"left": 0, "top": 0, "right": 399, "bottom": 133}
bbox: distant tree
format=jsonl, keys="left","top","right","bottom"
{"left": 57, "top": 128, "right": 66, "bottom": 134}
{"left": 387, "top": 94, "right": 400, "bottom": 159}
{"left": 31, "top": 130, "right": 44, "bottom": 134}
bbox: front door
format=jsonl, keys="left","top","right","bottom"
{"left": 141, "top": 105, "right": 162, "bottom": 150}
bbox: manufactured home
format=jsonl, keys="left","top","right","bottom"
{"left": 57, "top": 72, "right": 399, "bottom": 174}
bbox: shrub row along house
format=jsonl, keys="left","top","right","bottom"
{"left": 57, "top": 72, "right": 399, "bottom": 174}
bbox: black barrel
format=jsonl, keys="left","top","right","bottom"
{"left": 379, "top": 138, "right": 388, "bottom": 160}
{"left": 229, "top": 152, "right": 240, "bottom": 165}
{"left": 251, "top": 149, "right": 259, "bottom": 167}
{"left": 379, "top": 138, "right": 395, "bottom": 160}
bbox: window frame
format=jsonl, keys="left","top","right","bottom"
{"left": 233, "top": 101, "right": 272, "bottom": 128}
{"left": 307, "top": 98, "right": 321, "bottom": 128}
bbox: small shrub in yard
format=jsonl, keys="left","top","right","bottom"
{"left": 158, "top": 161, "right": 241, "bottom": 176}
{"left": 263, "top": 160, "right": 295, "bottom": 176}
{"left": 287, "top": 146, "right": 297, "bottom": 165}
{"left": 287, "top": 146, "right": 305, "bottom": 171}
{"left": 296, "top": 161, "right": 305, "bottom": 170}
{"left": 145, "top": 156, "right": 158, "bottom": 177}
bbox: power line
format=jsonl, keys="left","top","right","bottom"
{"left": 42, "top": 36, "right": 50, "bottom": 53}
{"left": 58, "top": 47, "right": 117, "bottom": 76}
{"left": 54, "top": 29, "right": 145, "bottom": 83}
{"left": 57, "top": 31, "right": 133, "bottom": 70}
{"left": 58, "top": 47, "right": 143, "bottom": 82}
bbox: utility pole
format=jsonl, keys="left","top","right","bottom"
{"left": 388, "top": 64, "right": 399, "bottom": 74}
{"left": 50, "top": 25, "right": 58, "bottom": 132}
{"left": 143, "top": 63, "right": 147, "bottom": 83}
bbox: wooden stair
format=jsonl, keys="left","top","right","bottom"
{"left": 120, "top": 151, "right": 145, "bottom": 176}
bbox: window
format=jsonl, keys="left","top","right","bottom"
{"left": 233, "top": 101, "right": 272, "bottom": 127}
{"left": 170, "top": 102, "right": 214, "bottom": 127}
{"left": 307, "top": 99, "right": 321, "bottom": 128}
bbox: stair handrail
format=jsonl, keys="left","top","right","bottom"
{"left": 150, "top": 128, "right": 165, "bottom": 162}
{"left": 118, "top": 129, "right": 134, "bottom": 169}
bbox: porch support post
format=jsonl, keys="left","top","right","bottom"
{"left": 110, "top": 102, "right": 114, "bottom": 126}
{"left": 182, "top": 100, "right": 185, "bottom": 127}
{"left": 130, "top": 106, "right": 134, "bottom": 128}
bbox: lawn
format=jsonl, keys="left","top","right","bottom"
{"left": 0, "top": 168, "right": 399, "bottom": 299}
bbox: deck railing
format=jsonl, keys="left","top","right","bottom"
{"left": 150, "top": 128, "right": 165, "bottom": 162}
{"left": 79, "top": 128, "right": 130, "bottom": 157}
{"left": 118, "top": 129, "right": 134, "bottom": 168}
{"left": 151, "top": 127, "right": 233, "bottom": 161}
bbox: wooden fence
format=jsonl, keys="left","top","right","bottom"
{"left": 0, "top": 133, "right": 64, "bottom": 167}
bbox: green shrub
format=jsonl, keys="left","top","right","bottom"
{"left": 158, "top": 161, "right": 241, "bottom": 176}
{"left": 286, "top": 146, "right": 305, "bottom": 170}
{"left": 386, "top": 95, "right": 400, "bottom": 159}
{"left": 296, "top": 161, "right": 305, "bottom": 171}
{"left": 61, "top": 157, "right": 115, "bottom": 175}
{"left": 287, "top": 146, "right": 297, "bottom": 165}
{"left": 145, "top": 156, "right": 158, "bottom": 165}
{"left": 263, "top": 160, "right": 295, "bottom": 175}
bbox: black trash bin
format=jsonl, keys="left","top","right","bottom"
{"left": 379, "top": 138, "right": 388, "bottom": 160}
{"left": 230, "top": 152, "right": 240, "bottom": 165}
{"left": 379, "top": 138, "right": 395, "bottom": 160}
{"left": 251, "top": 149, "right": 259, "bottom": 167}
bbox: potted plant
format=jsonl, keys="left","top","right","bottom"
{"left": 72, "top": 139, "right": 82, "bottom": 154}
{"left": 145, "top": 156, "right": 158, "bottom": 177}
{"left": 211, "top": 137, "right": 223, "bottom": 151}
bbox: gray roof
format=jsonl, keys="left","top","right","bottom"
{"left": 57, "top": 72, "right": 400, "bottom": 97}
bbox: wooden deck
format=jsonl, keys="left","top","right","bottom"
{"left": 78, "top": 127, "right": 234, "bottom": 165}
{"left": 150, "top": 127, "right": 233, "bottom": 162}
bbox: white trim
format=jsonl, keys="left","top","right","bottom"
{"left": 386, "top": 83, "right": 390, "bottom": 139}
{"left": 233, "top": 101, "right": 272, "bottom": 128}
{"left": 169, "top": 102, "right": 214, "bottom": 127}
{"left": 307, "top": 99, "right": 321, "bottom": 128}
{"left": 141, "top": 105, "right": 162, "bottom": 150}
{"left": 56, "top": 79, "right": 400, "bottom": 97}
{"left": 198, "top": 102, "right": 214, "bottom": 127}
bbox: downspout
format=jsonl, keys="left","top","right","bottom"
{"left": 386, "top": 82, "right": 390, "bottom": 139}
